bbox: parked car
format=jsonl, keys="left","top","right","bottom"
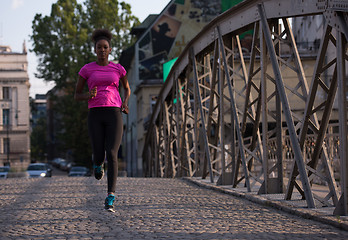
{"left": 26, "top": 163, "right": 52, "bottom": 178}
{"left": 0, "top": 166, "right": 10, "bottom": 179}
{"left": 68, "top": 166, "right": 91, "bottom": 177}
{"left": 60, "top": 161, "right": 72, "bottom": 172}
{"left": 52, "top": 158, "right": 64, "bottom": 167}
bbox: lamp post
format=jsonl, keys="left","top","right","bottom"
{"left": 6, "top": 115, "right": 9, "bottom": 165}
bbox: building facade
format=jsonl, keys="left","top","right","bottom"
{"left": 31, "top": 94, "right": 47, "bottom": 129}
{"left": 0, "top": 45, "right": 30, "bottom": 170}
{"left": 120, "top": 0, "right": 240, "bottom": 176}
{"left": 292, "top": 15, "right": 344, "bottom": 113}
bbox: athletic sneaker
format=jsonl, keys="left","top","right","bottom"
{"left": 93, "top": 164, "right": 104, "bottom": 180}
{"left": 105, "top": 194, "right": 115, "bottom": 212}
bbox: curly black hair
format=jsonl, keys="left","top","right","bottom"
{"left": 91, "top": 29, "right": 112, "bottom": 47}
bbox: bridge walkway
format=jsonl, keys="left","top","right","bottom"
{"left": 0, "top": 177, "right": 347, "bottom": 239}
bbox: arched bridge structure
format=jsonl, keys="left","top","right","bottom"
{"left": 142, "top": 0, "right": 348, "bottom": 215}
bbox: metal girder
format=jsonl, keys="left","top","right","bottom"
{"left": 286, "top": 24, "right": 340, "bottom": 207}
{"left": 158, "top": 105, "right": 165, "bottom": 177}
{"left": 258, "top": 3, "right": 315, "bottom": 208}
{"left": 180, "top": 69, "right": 197, "bottom": 177}
{"left": 190, "top": 48, "right": 214, "bottom": 183}
{"left": 205, "top": 43, "right": 222, "bottom": 181}
{"left": 334, "top": 29, "right": 348, "bottom": 216}
{"left": 142, "top": 0, "right": 348, "bottom": 214}
{"left": 216, "top": 26, "right": 251, "bottom": 191}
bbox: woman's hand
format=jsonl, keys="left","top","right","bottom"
{"left": 120, "top": 75, "right": 131, "bottom": 114}
{"left": 89, "top": 86, "right": 97, "bottom": 99}
{"left": 121, "top": 103, "right": 129, "bottom": 114}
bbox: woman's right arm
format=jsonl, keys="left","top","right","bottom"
{"left": 74, "top": 75, "right": 96, "bottom": 101}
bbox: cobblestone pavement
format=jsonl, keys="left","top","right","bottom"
{"left": 0, "top": 177, "right": 348, "bottom": 239}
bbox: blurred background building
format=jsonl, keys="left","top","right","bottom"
{"left": 0, "top": 44, "right": 30, "bottom": 170}
{"left": 119, "top": 0, "right": 245, "bottom": 176}
{"left": 30, "top": 94, "right": 47, "bottom": 129}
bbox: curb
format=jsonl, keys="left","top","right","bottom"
{"left": 182, "top": 177, "right": 348, "bottom": 231}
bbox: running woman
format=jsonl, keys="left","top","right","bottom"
{"left": 74, "top": 29, "right": 130, "bottom": 212}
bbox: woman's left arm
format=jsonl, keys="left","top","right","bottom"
{"left": 120, "top": 75, "right": 131, "bottom": 113}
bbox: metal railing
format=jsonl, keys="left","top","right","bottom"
{"left": 142, "top": 0, "right": 348, "bottom": 215}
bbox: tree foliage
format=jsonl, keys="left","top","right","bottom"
{"left": 30, "top": 97, "right": 47, "bottom": 162}
{"left": 30, "top": 116, "right": 47, "bottom": 162}
{"left": 30, "top": 0, "right": 139, "bottom": 164}
{"left": 31, "top": 0, "right": 139, "bottom": 88}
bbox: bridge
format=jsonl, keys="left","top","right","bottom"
{"left": 142, "top": 0, "right": 348, "bottom": 215}
{"left": 1, "top": 177, "right": 348, "bottom": 238}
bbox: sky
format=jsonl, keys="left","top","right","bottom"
{"left": 0, "top": 0, "right": 170, "bottom": 97}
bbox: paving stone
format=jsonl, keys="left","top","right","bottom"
{"left": 0, "top": 177, "right": 348, "bottom": 239}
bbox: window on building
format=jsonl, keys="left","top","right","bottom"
{"left": 3, "top": 109, "right": 9, "bottom": 126}
{"left": 3, "top": 87, "right": 10, "bottom": 100}
{"left": 3, "top": 138, "right": 9, "bottom": 154}
{"left": 150, "top": 95, "right": 158, "bottom": 112}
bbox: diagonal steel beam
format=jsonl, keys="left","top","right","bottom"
{"left": 190, "top": 48, "right": 214, "bottom": 183}
{"left": 258, "top": 3, "right": 315, "bottom": 208}
{"left": 286, "top": 24, "right": 339, "bottom": 206}
{"left": 217, "top": 26, "right": 251, "bottom": 191}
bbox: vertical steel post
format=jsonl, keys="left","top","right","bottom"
{"left": 285, "top": 23, "right": 339, "bottom": 205}
{"left": 153, "top": 126, "right": 157, "bottom": 177}
{"left": 217, "top": 26, "right": 251, "bottom": 191}
{"left": 334, "top": 31, "right": 348, "bottom": 215}
{"left": 180, "top": 72, "right": 193, "bottom": 177}
{"left": 258, "top": 3, "right": 315, "bottom": 208}
{"left": 274, "top": 20, "right": 283, "bottom": 193}
{"left": 218, "top": 40, "right": 226, "bottom": 182}
{"left": 176, "top": 77, "right": 183, "bottom": 177}
{"left": 190, "top": 48, "right": 214, "bottom": 183}
{"left": 260, "top": 23, "right": 269, "bottom": 193}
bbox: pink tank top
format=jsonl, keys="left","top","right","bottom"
{"left": 79, "top": 62, "right": 126, "bottom": 109}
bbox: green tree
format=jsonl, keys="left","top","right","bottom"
{"left": 85, "top": 0, "right": 138, "bottom": 58}
{"left": 31, "top": 0, "right": 139, "bottom": 165}
{"left": 30, "top": 116, "right": 47, "bottom": 162}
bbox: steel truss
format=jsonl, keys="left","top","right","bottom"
{"left": 142, "top": 0, "right": 348, "bottom": 215}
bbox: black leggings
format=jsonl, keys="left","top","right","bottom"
{"left": 88, "top": 107, "right": 123, "bottom": 193}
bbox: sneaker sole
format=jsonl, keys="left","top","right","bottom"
{"left": 95, "top": 174, "right": 103, "bottom": 180}
{"left": 94, "top": 165, "right": 104, "bottom": 180}
{"left": 106, "top": 208, "right": 115, "bottom": 213}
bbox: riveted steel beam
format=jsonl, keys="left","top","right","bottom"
{"left": 258, "top": 3, "right": 315, "bottom": 208}
{"left": 334, "top": 30, "right": 348, "bottom": 216}
{"left": 190, "top": 48, "right": 214, "bottom": 183}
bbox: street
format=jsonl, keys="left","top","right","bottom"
{"left": 0, "top": 177, "right": 347, "bottom": 239}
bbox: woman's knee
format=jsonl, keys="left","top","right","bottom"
{"left": 105, "top": 150, "right": 118, "bottom": 162}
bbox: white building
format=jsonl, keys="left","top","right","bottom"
{"left": 0, "top": 44, "right": 30, "bottom": 170}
